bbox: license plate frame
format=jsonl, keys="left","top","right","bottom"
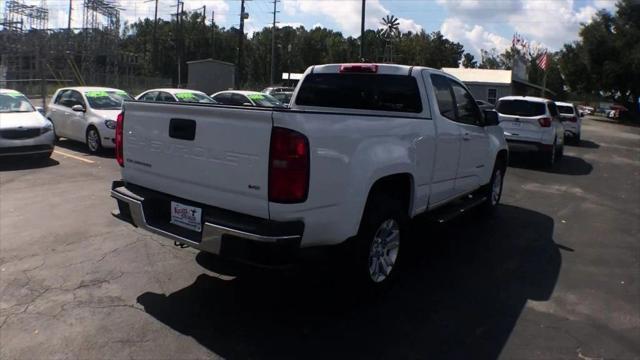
{"left": 170, "top": 201, "right": 202, "bottom": 233}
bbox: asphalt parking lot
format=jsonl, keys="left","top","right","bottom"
{"left": 1, "top": 117, "right": 639, "bottom": 359}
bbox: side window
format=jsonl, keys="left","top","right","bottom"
{"left": 431, "top": 74, "right": 456, "bottom": 121}
{"left": 69, "top": 91, "right": 85, "bottom": 107}
{"left": 54, "top": 90, "right": 68, "bottom": 105}
{"left": 231, "top": 93, "right": 250, "bottom": 106}
{"left": 547, "top": 102, "right": 559, "bottom": 117}
{"left": 213, "top": 93, "right": 231, "bottom": 104}
{"left": 157, "top": 92, "right": 176, "bottom": 102}
{"left": 487, "top": 88, "right": 497, "bottom": 104}
{"left": 59, "top": 90, "right": 84, "bottom": 108}
{"left": 450, "top": 80, "right": 483, "bottom": 126}
{"left": 140, "top": 92, "right": 158, "bottom": 101}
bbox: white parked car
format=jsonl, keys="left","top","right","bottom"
{"left": 46, "top": 87, "right": 132, "bottom": 154}
{"left": 111, "top": 63, "right": 508, "bottom": 290}
{"left": 0, "top": 89, "right": 55, "bottom": 159}
{"left": 135, "top": 88, "right": 217, "bottom": 104}
{"left": 496, "top": 96, "right": 565, "bottom": 167}
{"left": 555, "top": 101, "right": 582, "bottom": 144}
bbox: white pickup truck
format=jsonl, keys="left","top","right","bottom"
{"left": 111, "top": 63, "right": 508, "bottom": 289}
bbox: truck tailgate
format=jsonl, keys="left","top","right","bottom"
{"left": 121, "top": 102, "right": 273, "bottom": 219}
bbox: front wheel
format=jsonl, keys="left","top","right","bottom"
{"left": 86, "top": 127, "right": 102, "bottom": 154}
{"left": 353, "top": 194, "right": 405, "bottom": 292}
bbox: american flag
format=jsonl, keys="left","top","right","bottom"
{"left": 537, "top": 52, "right": 550, "bottom": 71}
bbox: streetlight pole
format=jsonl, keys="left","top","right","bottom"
{"left": 360, "top": 0, "right": 366, "bottom": 61}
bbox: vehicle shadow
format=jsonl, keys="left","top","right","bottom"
{"left": 54, "top": 139, "right": 116, "bottom": 159}
{"left": 0, "top": 157, "right": 59, "bottom": 171}
{"left": 137, "top": 205, "right": 562, "bottom": 359}
{"left": 508, "top": 153, "right": 593, "bottom": 176}
{"left": 571, "top": 139, "right": 599, "bottom": 149}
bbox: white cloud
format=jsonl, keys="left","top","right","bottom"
{"left": 440, "top": 17, "right": 511, "bottom": 57}
{"left": 438, "top": 0, "right": 600, "bottom": 51}
{"left": 282, "top": 0, "right": 421, "bottom": 36}
{"left": 508, "top": 0, "right": 595, "bottom": 49}
{"left": 277, "top": 22, "right": 305, "bottom": 29}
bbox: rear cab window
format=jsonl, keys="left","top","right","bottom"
{"left": 497, "top": 100, "right": 546, "bottom": 117}
{"left": 295, "top": 73, "right": 424, "bottom": 114}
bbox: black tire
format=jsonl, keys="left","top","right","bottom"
{"left": 574, "top": 133, "right": 581, "bottom": 145}
{"left": 352, "top": 193, "right": 406, "bottom": 293}
{"left": 86, "top": 126, "right": 102, "bottom": 154}
{"left": 480, "top": 158, "right": 505, "bottom": 212}
{"left": 557, "top": 142, "right": 564, "bottom": 161}
{"left": 541, "top": 140, "right": 557, "bottom": 168}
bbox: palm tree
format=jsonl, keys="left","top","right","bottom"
{"left": 379, "top": 15, "right": 400, "bottom": 63}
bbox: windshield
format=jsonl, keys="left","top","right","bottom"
{"left": 247, "top": 93, "right": 284, "bottom": 107}
{"left": 497, "top": 100, "right": 546, "bottom": 117}
{"left": 0, "top": 92, "right": 35, "bottom": 113}
{"left": 557, "top": 105, "right": 575, "bottom": 115}
{"left": 174, "top": 92, "right": 216, "bottom": 103}
{"left": 85, "top": 90, "right": 132, "bottom": 110}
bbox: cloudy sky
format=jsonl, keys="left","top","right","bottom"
{"left": 13, "top": 0, "right": 618, "bottom": 56}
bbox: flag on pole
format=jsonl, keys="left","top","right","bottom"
{"left": 537, "top": 52, "right": 550, "bottom": 71}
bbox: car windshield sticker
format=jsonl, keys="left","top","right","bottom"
{"left": 85, "top": 91, "right": 110, "bottom": 98}
{"left": 4, "top": 91, "right": 23, "bottom": 98}
{"left": 247, "top": 94, "right": 264, "bottom": 100}
{"left": 175, "top": 92, "right": 197, "bottom": 100}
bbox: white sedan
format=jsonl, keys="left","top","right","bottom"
{"left": 136, "top": 88, "right": 217, "bottom": 104}
{"left": 46, "top": 87, "right": 132, "bottom": 154}
{"left": 0, "top": 89, "right": 55, "bottom": 159}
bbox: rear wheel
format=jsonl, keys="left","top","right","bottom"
{"left": 86, "top": 127, "right": 102, "bottom": 154}
{"left": 352, "top": 193, "right": 405, "bottom": 293}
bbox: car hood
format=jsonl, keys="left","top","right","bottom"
{"left": 0, "top": 111, "right": 49, "bottom": 130}
{"left": 91, "top": 109, "right": 121, "bottom": 120}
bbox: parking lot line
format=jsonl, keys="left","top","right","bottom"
{"left": 53, "top": 150, "right": 96, "bottom": 164}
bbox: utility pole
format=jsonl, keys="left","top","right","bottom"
{"left": 211, "top": 10, "right": 215, "bottom": 59}
{"left": 236, "top": 0, "right": 248, "bottom": 88}
{"left": 173, "top": 0, "right": 184, "bottom": 86}
{"left": 270, "top": 0, "right": 279, "bottom": 85}
{"left": 360, "top": 0, "right": 366, "bottom": 61}
{"left": 152, "top": 0, "right": 158, "bottom": 71}
{"left": 67, "top": 0, "right": 72, "bottom": 30}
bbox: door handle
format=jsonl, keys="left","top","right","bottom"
{"left": 463, "top": 133, "right": 471, "bottom": 141}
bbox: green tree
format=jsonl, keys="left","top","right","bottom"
{"left": 462, "top": 53, "right": 477, "bottom": 68}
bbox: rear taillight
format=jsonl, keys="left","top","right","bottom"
{"left": 538, "top": 117, "right": 552, "bottom": 127}
{"left": 115, "top": 112, "right": 124, "bottom": 167}
{"left": 339, "top": 63, "right": 378, "bottom": 73}
{"left": 568, "top": 116, "right": 578, "bottom": 123}
{"left": 269, "top": 127, "right": 309, "bottom": 203}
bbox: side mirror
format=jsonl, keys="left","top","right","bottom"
{"left": 483, "top": 110, "right": 500, "bottom": 126}
{"left": 71, "top": 104, "right": 85, "bottom": 112}
{"left": 35, "top": 106, "right": 45, "bottom": 115}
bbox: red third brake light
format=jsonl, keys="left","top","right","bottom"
{"left": 269, "top": 127, "right": 309, "bottom": 203}
{"left": 538, "top": 117, "right": 552, "bottom": 127}
{"left": 115, "top": 112, "right": 124, "bottom": 167}
{"left": 339, "top": 63, "right": 378, "bottom": 73}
